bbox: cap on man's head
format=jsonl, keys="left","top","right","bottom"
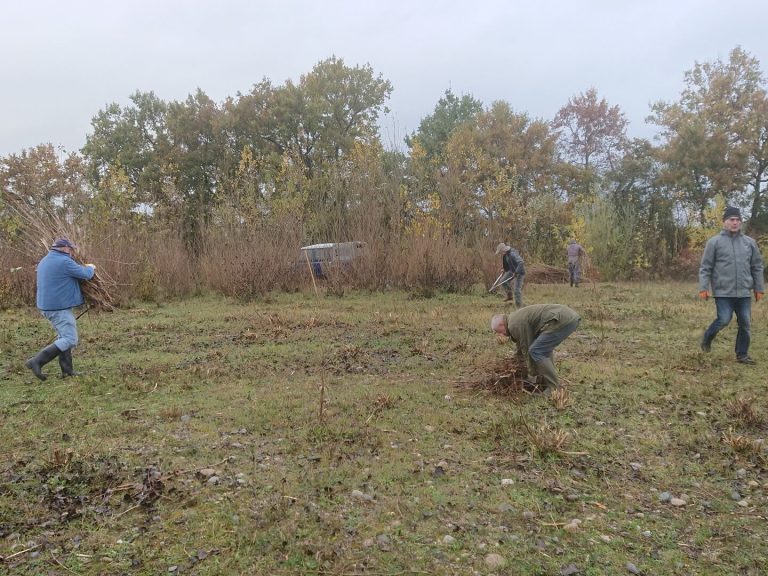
{"left": 723, "top": 206, "right": 742, "bottom": 221}
{"left": 51, "top": 237, "right": 76, "bottom": 250}
{"left": 495, "top": 242, "right": 510, "bottom": 255}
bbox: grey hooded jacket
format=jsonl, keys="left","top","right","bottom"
{"left": 698, "top": 230, "right": 764, "bottom": 297}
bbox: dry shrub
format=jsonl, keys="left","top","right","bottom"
{"left": 721, "top": 428, "right": 763, "bottom": 456}
{"left": 524, "top": 419, "right": 572, "bottom": 456}
{"left": 393, "top": 232, "right": 478, "bottom": 297}
{"left": 461, "top": 355, "right": 528, "bottom": 396}
{"left": 726, "top": 397, "right": 764, "bottom": 427}
{"left": 199, "top": 222, "right": 304, "bottom": 299}
{"left": 0, "top": 253, "right": 35, "bottom": 308}
{"left": 550, "top": 387, "right": 570, "bottom": 410}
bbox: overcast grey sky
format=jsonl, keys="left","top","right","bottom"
{"left": 2, "top": 0, "right": 767, "bottom": 157}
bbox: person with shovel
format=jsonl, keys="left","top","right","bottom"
{"left": 494, "top": 242, "right": 525, "bottom": 307}
{"left": 25, "top": 238, "right": 95, "bottom": 381}
{"left": 491, "top": 304, "right": 581, "bottom": 393}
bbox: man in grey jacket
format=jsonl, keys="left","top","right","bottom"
{"left": 699, "top": 206, "right": 764, "bottom": 364}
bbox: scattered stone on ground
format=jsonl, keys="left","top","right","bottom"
{"left": 560, "top": 564, "right": 582, "bottom": 576}
{"left": 351, "top": 489, "right": 374, "bottom": 502}
{"left": 484, "top": 553, "right": 506, "bottom": 569}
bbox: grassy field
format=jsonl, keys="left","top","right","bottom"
{"left": 1, "top": 282, "right": 767, "bottom": 575}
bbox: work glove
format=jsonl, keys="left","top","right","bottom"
{"left": 699, "top": 290, "right": 709, "bottom": 300}
{"left": 85, "top": 263, "right": 96, "bottom": 270}
{"left": 756, "top": 291, "right": 764, "bottom": 302}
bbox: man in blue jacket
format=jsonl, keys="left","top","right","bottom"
{"left": 26, "top": 238, "right": 95, "bottom": 380}
{"left": 495, "top": 242, "right": 526, "bottom": 307}
{"left": 699, "top": 206, "right": 764, "bottom": 364}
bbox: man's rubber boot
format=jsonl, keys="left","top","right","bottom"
{"left": 59, "top": 348, "right": 80, "bottom": 377}
{"left": 25, "top": 344, "right": 62, "bottom": 381}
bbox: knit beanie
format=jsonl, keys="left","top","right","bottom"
{"left": 723, "top": 206, "right": 742, "bottom": 220}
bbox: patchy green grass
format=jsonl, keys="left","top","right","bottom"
{"left": 1, "top": 283, "right": 767, "bottom": 575}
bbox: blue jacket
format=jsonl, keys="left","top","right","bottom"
{"left": 699, "top": 230, "right": 764, "bottom": 297}
{"left": 36, "top": 249, "right": 95, "bottom": 311}
{"left": 502, "top": 249, "right": 525, "bottom": 275}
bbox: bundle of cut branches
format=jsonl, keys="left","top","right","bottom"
{"left": 524, "top": 264, "right": 570, "bottom": 284}
{"left": 3, "top": 195, "right": 116, "bottom": 310}
{"left": 458, "top": 355, "right": 528, "bottom": 396}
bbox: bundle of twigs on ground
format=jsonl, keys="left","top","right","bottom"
{"left": 524, "top": 264, "right": 570, "bottom": 284}
{"left": 525, "top": 263, "right": 595, "bottom": 285}
{"left": 4, "top": 196, "right": 116, "bottom": 310}
{"left": 458, "top": 355, "right": 528, "bottom": 396}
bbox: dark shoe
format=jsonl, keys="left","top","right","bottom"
{"left": 700, "top": 336, "right": 711, "bottom": 353}
{"left": 59, "top": 348, "right": 80, "bottom": 377}
{"left": 25, "top": 344, "right": 62, "bottom": 381}
{"left": 737, "top": 356, "right": 756, "bottom": 365}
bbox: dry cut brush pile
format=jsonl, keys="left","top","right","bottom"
{"left": 460, "top": 355, "right": 528, "bottom": 396}
{"left": 4, "top": 196, "right": 116, "bottom": 310}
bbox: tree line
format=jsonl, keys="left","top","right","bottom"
{"left": 1, "top": 48, "right": 767, "bottom": 302}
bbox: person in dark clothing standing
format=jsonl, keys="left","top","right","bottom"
{"left": 566, "top": 239, "right": 586, "bottom": 287}
{"left": 25, "top": 238, "right": 95, "bottom": 380}
{"left": 494, "top": 242, "right": 525, "bottom": 307}
{"left": 698, "top": 206, "right": 764, "bottom": 364}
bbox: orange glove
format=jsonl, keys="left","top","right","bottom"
{"left": 699, "top": 290, "right": 709, "bottom": 300}
{"left": 756, "top": 291, "right": 764, "bottom": 302}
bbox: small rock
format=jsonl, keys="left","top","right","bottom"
{"left": 351, "top": 490, "right": 374, "bottom": 502}
{"left": 206, "top": 476, "right": 220, "bottom": 485}
{"left": 730, "top": 491, "right": 742, "bottom": 501}
{"left": 501, "top": 478, "right": 515, "bottom": 486}
{"left": 564, "top": 522, "right": 580, "bottom": 532}
{"left": 376, "top": 534, "right": 391, "bottom": 551}
{"left": 444, "top": 394, "right": 452, "bottom": 401}
{"left": 560, "top": 564, "right": 582, "bottom": 576}
{"left": 642, "top": 530, "right": 651, "bottom": 537}
{"left": 658, "top": 491, "right": 672, "bottom": 503}
{"left": 362, "top": 538, "right": 374, "bottom": 548}
{"left": 626, "top": 562, "right": 641, "bottom": 574}
{"left": 669, "top": 498, "right": 686, "bottom": 507}
{"left": 180, "top": 414, "right": 191, "bottom": 424}
{"left": 197, "top": 468, "right": 217, "bottom": 478}
{"left": 424, "top": 425, "right": 435, "bottom": 433}
{"left": 565, "top": 493, "right": 579, "bottom": 502}
{"left": 736, "top": 468, "right": 747, "bottom": 478}
{"left": 168, "top": 567, "right": 178, "bottom": 573}
{"left": 441, "top": 535, "right": 456, "bottom": 545}
{"left": 484, "top": 553, "right": 506, "bottom": 569}
{"left": 737, "top": 499, "right": 749, "bottom": 507}
{"left": 600, "top": 534, "right": 611, "bottom": 543}
{"left": 629, "top": 462, "right": 642, "bottom": 471}
{"left": 747, "top": 480, "right": 759, "bottom": 488}
{"left": 522, "top": 510, "right": 535, "bottom": 520}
